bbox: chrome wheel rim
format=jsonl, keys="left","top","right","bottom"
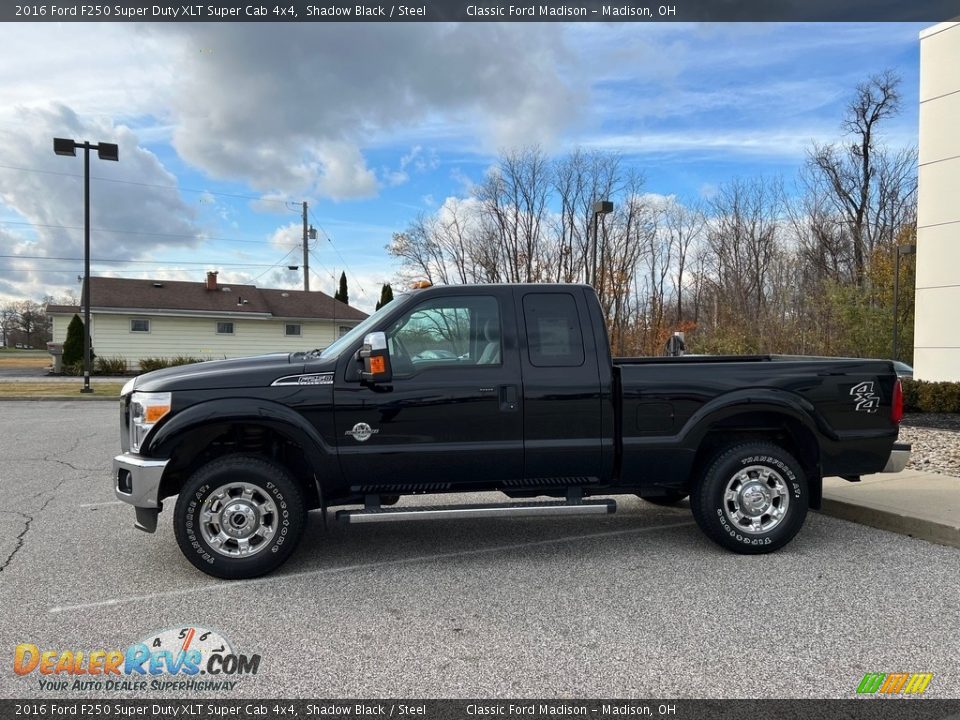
{"left": 199, "top": 482, "right": 277, "bottom": 557}
{"left": 722, "top": 465, "right": 790, "bottom": 534}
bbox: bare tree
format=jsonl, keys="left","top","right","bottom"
{"left": 477, "top": 147, "right": 553, "bottom": 283}
{"left": 387, "top": 217, "right": 447, "bottom": 285}
{"left": 807, "top": 70, "right": 902, "bottom": 286}
{"left": 0, "top": 303, "right": 17, "bottom": 348}
{"left": 12, "top": 300, "right": 46, "bottom": 348}
{"left": 662, "top": 198, "right": 707, "bottom": 324}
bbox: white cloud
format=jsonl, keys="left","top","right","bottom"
{"left": 0, "top": 104, "right": 201, "bottom": 302}
{"left": 583, "top": 125, "right": 917, "bottom": 161}
{"left": 0, "top": 24, "right": 174, "bottom": 123}
{"left": 146, "top": 23, "right": 581, "bottom": 199}
{"left": 311, "top": 141, "right": 379, "bottom": 200}
{"left": 268, "top": 222, "right": 303, "bottom": 252}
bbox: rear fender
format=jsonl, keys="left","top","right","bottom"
{"left": 680, "top": 388, "right": 831, "bottom": 449}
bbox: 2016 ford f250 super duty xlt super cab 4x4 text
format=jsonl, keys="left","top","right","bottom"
{"left": 113, "top": 283, "right": 910, "bottom": 578}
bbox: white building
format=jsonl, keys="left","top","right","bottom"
{"left": 915, "top": 22, "right": 960, "bottom": 381}
{"left": 46, "top": 272, "right": 366, "bottom": 369}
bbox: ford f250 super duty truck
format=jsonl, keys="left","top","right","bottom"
{"left": 113, "top": 283, "right": 909, "bottom": 579}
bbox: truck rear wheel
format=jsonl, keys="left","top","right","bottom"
{"left": 174, "top": 454, "right": 306, "bottom": 579}
{"left": 690, "top": 441, "right": 807, "bottom": 554}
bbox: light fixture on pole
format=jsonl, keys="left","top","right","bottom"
{"left": 591, "top": 200, "right": 614, "bottom": 286}
{"left": 53, "top": 137, "right": 119, "bottom": 393}
{"left": 892, "top": 243, "right": 916, "bottom": 362}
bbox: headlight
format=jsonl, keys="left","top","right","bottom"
{"left": 130, "top": 392, "right": 172, "bottom": 453}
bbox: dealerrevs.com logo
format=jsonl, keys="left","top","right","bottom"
{"left": 14, "top": 626, "right": 260, "bottom": 692}
{"left": 857, "top": 672, "right": 934, "bottom": 696}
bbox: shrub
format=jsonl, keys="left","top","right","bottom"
{"left": 94, "top": 356, "right": 128, "bottom": 375}
{"left": 138, "top": 357, "right": 169, "bottom": 372}
{"left": 138, "top": 356, "right": 205, "bottom": 373}
{"left": 62, "top": 315, "right": 85, "bottom": 367}
{"left": 901, "top": 378, "right": 920, "bottom": 413}
{"left": 63, "top": 315, "right": 97, "bottom": 366}
{"left": 901, "top": 379, "right": 960, "bottom": 414}
{"left": 170, "top": 356, "right": 204, "bottom": 367}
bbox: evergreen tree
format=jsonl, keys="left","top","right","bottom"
{"left": 62, "top": 314, "right": 85, "bottom": 367}
{"left": 375, "top": 283, "right": 394, "bottom": 311}
{"left": 334, "top": 271, "right": 349, "bottom": 306}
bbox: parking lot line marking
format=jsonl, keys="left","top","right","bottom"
{"left": 78, "top": 500, "right": 126, "bottom": 508}
{"left": 48, "top": 519, "right": 696, "bottom": 614}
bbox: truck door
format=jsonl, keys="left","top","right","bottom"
{"left": 333, "top": 290, "right": 523, "bottom": 492}
{"left": 517, "top": 288, "right": 604, "bottom": 484}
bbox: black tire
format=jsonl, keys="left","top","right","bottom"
{"left": 174, "top": 454, "right": 306, "bottom": 579}
{"left": 380, "top": 495, "right": 401, "bottom": 506}
{"left": 640, "top": 491, "right": 689, "bottom": 507}
{"left": 690, "top": 441, "right": 808, "bottom": 554}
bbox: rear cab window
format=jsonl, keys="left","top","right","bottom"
{"left": 522, "top": 292, "right": 585, "bottom": 367}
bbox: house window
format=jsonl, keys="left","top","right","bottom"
{"left": 216, "top": 322, "right": 234, "bottom": 335}
{"left": 285, "top": 323, "right": 302, "bottom": 337}
{"left": 338, "top": 326, "right": 351, "bottom": 338}
{"left": 130, "top": 319, "right": 150, "bottom": 333}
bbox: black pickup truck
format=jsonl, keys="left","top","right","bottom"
{"left": 113, "top": 283, "right": 909, "bottom": 578}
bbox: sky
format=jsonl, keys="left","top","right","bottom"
{"left": 0, "top": 21, "right": 927, "bottom": 313}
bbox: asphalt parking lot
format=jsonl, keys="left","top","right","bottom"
{"left": 0, "top": 401, "right": 958, "bottom": 700}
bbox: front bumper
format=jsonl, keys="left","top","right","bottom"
{"left": 113, "top": 453, "right": 169, "bottom": 532}
{"left": 882, "top": 442, "right": 911, "bottom": 473}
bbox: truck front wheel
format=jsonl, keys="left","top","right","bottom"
{"left": 690, "top": 441, "right": 808, "bottom": 554}
{"left": 173, "top": 454, "right": 306, "bottom": 579}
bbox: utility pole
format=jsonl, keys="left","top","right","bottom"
{"left": 302, "top": 201, "right": 310, "bottom": 292}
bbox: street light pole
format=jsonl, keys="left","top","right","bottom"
{"left": 591, "top": 200, "right": 613, "bottom": 287}
{"left": 82, "top": 144, "right": 91, "bottom": 392}
{"left": 54, "top": 137, "right": 119, "bottom": 393}
{"left": 892, "top": 243, "right": 916, "bottom": 362}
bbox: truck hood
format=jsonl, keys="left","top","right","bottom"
{"left": 128, "top": 353, "right": 335, "bottom": 393}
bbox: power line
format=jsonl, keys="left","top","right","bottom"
{"left": 0, "top": 267, "right": 246, "bottom": 275}
{"left": 0, "top": 219, "right": 300, "bottom": 247}
{"left": 307, "top": 247, "right": 338, "bottom": 283}
{"left": 253, "top": 246, "right": 301, "bottom": 283}
{"left": 307, "top": 209, "right": 368, "bottom": 296}
{"left": 0, "top": 253, "right": 291, "bottom": 269}
{"left": 309, "top": 266, "right": 332, "bottom": 290}
{"left": 0, "top": 162, "right": 295, "bottom": 206}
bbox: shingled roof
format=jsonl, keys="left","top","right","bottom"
{"left": 45, "top": 275, "right": 367, "bottom": 322}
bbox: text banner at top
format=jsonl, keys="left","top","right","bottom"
{"left": 4, "top": 0, "right": 959, "bottom": 22}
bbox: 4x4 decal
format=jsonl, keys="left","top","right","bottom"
{"left": 850, "top": 381, "right": 879, "bottom": 413}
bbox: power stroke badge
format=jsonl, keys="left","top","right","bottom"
{"left": 345, "top": 422, "right": 379, "bottom": 442}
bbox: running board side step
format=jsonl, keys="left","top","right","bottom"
{"left": 336, "top": 499, "right": 616, "bottom": 524}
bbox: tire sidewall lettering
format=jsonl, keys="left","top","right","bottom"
{"left": 175, "top": 460, "right": 304, "bottom": 575}
{"left": 712, "top": 449, "right": 804, "bottom": 546}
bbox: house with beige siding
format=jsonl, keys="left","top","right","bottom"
{"left": 45, "top": 272, "right": 366, "bottom": 369}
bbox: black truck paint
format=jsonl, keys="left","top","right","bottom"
{"left": 113, "top": 283, "right": 908, "bottom": 578}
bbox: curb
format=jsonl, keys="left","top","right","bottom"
{"left": 818, "top": 497, "right": 960, "bottom": 549}
{"left": 0, "top": 396, "right": 119, "bottom": 402}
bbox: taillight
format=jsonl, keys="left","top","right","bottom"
{"left": 891, "top": 379, "right": 903, "bottom": 424}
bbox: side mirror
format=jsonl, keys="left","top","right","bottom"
{"left": 359, "top": 332, "right": 392, "bottom": 383}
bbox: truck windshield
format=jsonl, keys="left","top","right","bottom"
{"left": 319, "top": 293, "right": 412, "bottom": 360}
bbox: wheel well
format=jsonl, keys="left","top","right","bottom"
{"left": 158, "top": 423, "right": 321, "bottom": 509}
{"left": 690, "top": 411, "right": 822, "bottom": 509}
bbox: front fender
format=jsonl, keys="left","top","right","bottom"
{"left": 146, "top": 398, "right": 333, "bottom": 469}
